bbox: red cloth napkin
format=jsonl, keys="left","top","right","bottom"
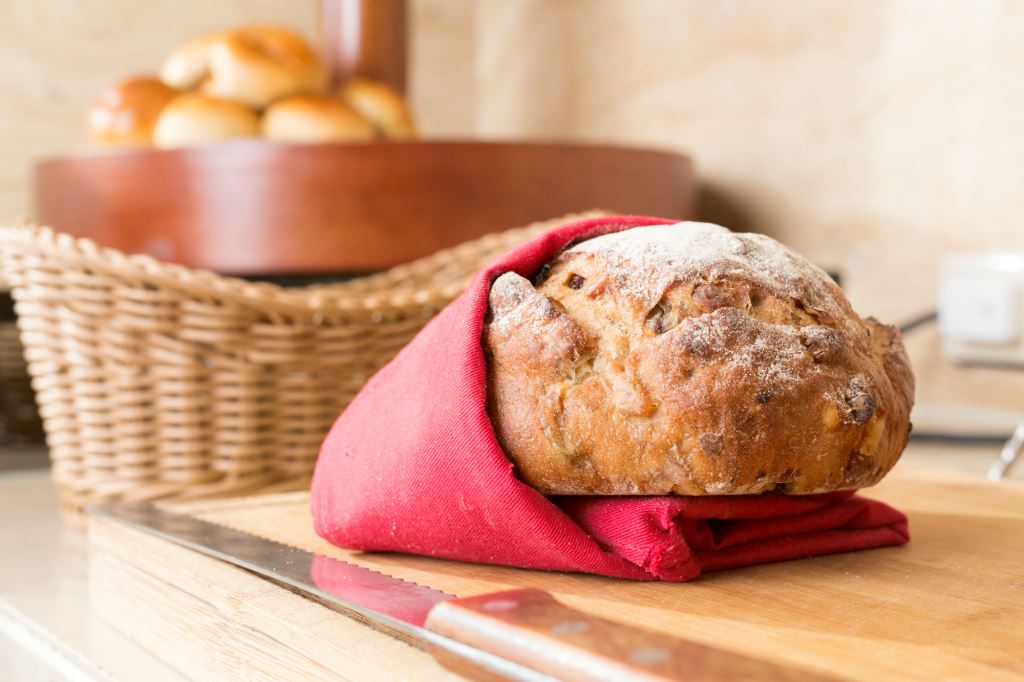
{"left": 311, "top": 215, "right": 909, "bottom": 582}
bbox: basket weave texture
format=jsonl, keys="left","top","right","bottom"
{"left": 0, "top": 316, "right": 43, "bottom": 445}
{"left": 0, "top": 214, "right": 594, "bottom": 509}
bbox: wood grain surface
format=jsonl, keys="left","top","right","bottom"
{"left": 35, "top": 141, "right": 695, "bottom": 273}
{"left": 89, "top": 468, "right": 1024, "bottom": 681}
{"left": 427, "top": 588, "right": 830, "bottom": 681}
{"left": 320, "top": 0, "right": 408, "bottom": 93}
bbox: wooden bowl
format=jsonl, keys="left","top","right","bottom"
{"left": 35, "top": 140, "right": 696, "bottom": 275}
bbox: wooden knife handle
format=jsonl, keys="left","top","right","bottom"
{"left": 424, "top": 588, "right": 834, "bottom": 682}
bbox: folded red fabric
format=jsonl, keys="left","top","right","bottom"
{"left": 311, "top": 215, "right": 909, "bottom": 582}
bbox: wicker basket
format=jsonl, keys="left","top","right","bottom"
{"left": 0, "top": 310, "right": 44, "bottom": 446}
{"left": 0, "top": 213, "right": 593, "bottom": 509}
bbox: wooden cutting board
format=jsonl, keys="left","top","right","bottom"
{"left": 88, "top": 468, "right": 1024, "bottom": 681}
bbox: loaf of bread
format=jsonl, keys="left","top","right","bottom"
{"left": 484, "top": 222, "right": 914, "bottom": 495}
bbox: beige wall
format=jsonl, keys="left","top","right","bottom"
{"left": 472, "top": 1, "right": 1024, "bottom": 321}
{"left": 466, "top": 0, "right": 1024, "bottom": 417}
{"left": 1, "top": 0, "right": 1021, "bottom": 417}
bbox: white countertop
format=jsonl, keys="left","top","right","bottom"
{"left": 0, "top": 442, "right": 1018, "bottom": 681}
{"left": 0, "top": 464, "right": 182, "bottom": 682}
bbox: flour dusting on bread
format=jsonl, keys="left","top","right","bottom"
{"left": 484, "top": 221, "right": 914, "bottom": 496}
{"left": 568, "top": 222, "right": 837, "bottom": 314}
{"left": 488, "top": 272, "right": 558, "bottom": 335}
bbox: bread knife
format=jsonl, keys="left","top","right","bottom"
{"left": 90, "top": 504, "right": 835, "bottom": 682}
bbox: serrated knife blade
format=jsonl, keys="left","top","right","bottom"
{"left": 91, "top": 503, "right": 555, "bottom": 681}
{"left": 91, "top": 503, "right": 833, "bottom": 682}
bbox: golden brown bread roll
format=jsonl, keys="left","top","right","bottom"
{"left": 484, "top": 222, "right": 915, "bottom": 496}
{"left": 338, "top": 79, "right": 416, "bottom": 140}
{"left": 152, "top": 93, "right": 259, "bottom": 148}
{"left": 262, "top": 95, "right": 375, "bottom": 142}
{"left": 160, "top": 25, "right": 326, "bottom": 109}
{"left": 159, "top": 31, "right": 216, "bottom": 90}
{"left": 86, "top": 76, "right": 179, "bottom": 146}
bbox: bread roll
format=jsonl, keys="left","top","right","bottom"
{"left": 484, "top": 222, "right": 914, "bottom": 496}
{"left": 262, "top": 95, "right": 374, "bottom": 142}
{"left": 159, "top": 31, "right": 216, "bottom": 90}
{"left": 338, "top": 79, "right": 416, "bottom": 140}
{"left": 161, "top": 25, "right": 326, "bottom": 109}
{"left": 152, "top": 93, "right": 259, "bottom": 148}
{"left": 86, "top": 76, "right": 178, "bottom": 146}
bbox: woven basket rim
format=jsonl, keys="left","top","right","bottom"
{"left": 0, "top": 211, "right": 610, "bottom": 508}
{"left": 0, "top": 214, "right": 597, "bottom": 318}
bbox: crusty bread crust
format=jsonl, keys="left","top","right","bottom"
{"left": 484, "top": 222, "right": 914, "bottom": 495}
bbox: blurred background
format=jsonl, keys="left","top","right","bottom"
{"left": 2, "top": 6, "right": 1023, "bottom": 677}
{"left": 1, "top": 0, "right": 1022, "bottom": 468}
